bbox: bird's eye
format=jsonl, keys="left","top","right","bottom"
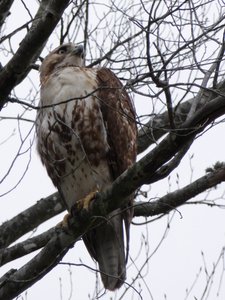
{"left": 58, "top": 49, "right": 66, "bottom": 55}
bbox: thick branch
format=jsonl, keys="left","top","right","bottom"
{"left": 0, "top": 230, "right": 73, "bottom": 300}
{"left": 137, "top": 82, "right": 225, "bottom": 153}
{"left": 0, "top": 228, "right": 55, "bottom": 266}
{"left": 0, "top": 192, "right": 64, "bottom": 248}
{"left": 3, "top": 163, "right": 225, "bottom": 267}
{"left": 1, "top": 87, "right": 225, "bottom": 246}
{"left": 0, "top": 0, "right": 70, "bottom": 110}
{"left": 1, "top": 91, "right": 225, "bottom": 297}
{"left": 1, "top": 163, "right": 225, "bottom": 299}
{"left": 78, "top": 95, "right": 225, "bottom": 218}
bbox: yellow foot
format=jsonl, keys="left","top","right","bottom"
{"left": 76, "top": 189, "right": 99, "bottom": 211}
{"left": 56, "top": 213, "right": 71, "bottom": 230}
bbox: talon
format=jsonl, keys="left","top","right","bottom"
{"left": 56, "top": 213, "right": 71, "bottom": 230}
{"left": 75, "top": 189, "right": 99, "bottom": 212}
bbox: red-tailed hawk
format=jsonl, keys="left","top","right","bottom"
{"left": 36, "top": 43, "right": 137, "bottom": 290}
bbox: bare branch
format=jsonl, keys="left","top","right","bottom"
{"left": 134, "top": 164, "right": 225, "bottom": 217}
{"left": 1, "top": 161, "right": 225, "bottom": 299}
{"left": 0, "top": 0, "right": 70, "bottom": 110}
{"left": 0, "top": 229, "right": 72, "bottom": 300}
{"left": 0, "top": 0, "right": 14, "bottom": 29}
{"left": 213, "top": 30, "right": 225, "bottom": 88}
{"left": 0, "top": 192, "right": 64, "bottom": 248}
{"left": 137, "top": 80, "right": 225, "bottom": 153}
{"left": 1, "top": 83, "right": 224, "bottom": 246}
{"left": 0, "top": 228, "right": 55, "bottom": 266}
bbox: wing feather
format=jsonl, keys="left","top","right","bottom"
{"left": 96, "top": 67, "right": 137, "bottom": 178}
{"left": 97, "top": 67, "right": 137, "bottom": 259}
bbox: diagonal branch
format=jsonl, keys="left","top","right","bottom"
{"left": 1, "top": 150, "right": 225, "bottom": 299}
{"left": 0, "top": 91, "right": 225, "bottom": 297}
{"left": 2, "top": 162, "right": 225, "bottom": 268}
{"left": 0, "top": 228, "right": 55, "bottom": 267}
{"left": 1, "top": 83, "right": 225, "bottom": 248}
{"left": 0, "top": 229, "right": 73, "bottom": 300}
{"left": 0, "top": 192, "right": 64, "bottom": 248}
{"left": 0, "top": 0, "right": 70, "bottom": 110}
{"left": 137, "top": 79, "right": 225, "bottom": 153}
{"left": 92, "top": 95, "right": 225, "bottom": 216}
{"left": 134, "top": 164, "right": 225, "bottom": 217}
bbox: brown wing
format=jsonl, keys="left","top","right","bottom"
{"left": 97, "top": 67, "right": 137, "bottom": 179}
{"left": 97, "top": 67, "right": 137, "bottom": 260}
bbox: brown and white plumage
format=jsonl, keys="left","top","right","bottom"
{"left": 36, "top": 43, "right": 137, "bottom": 290}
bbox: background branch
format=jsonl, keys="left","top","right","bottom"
{"left": 137, "top": 80, "right": 225, "bottom": 153}
{"left": 134, "top": 164, "right": 225, "bottom": 217}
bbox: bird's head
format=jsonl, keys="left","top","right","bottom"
{"left": 40, "top": 43, "right": 85, "bottom": 84}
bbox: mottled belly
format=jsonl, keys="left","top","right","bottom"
{"left": 37, "top": 99, "right": 112, "bottom": 211}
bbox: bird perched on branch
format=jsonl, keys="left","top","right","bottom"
{"left": 36, "top": 43, "right": 137, "bottom": 290}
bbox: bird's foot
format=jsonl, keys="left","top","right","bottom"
{"left": 78, "top": 189, "right": 99, "bottom": 210}
{"left": 72, "top": 189, "right": 99, "bottom": 215}
{"left": 56, "top": 213, "right": 71, "bottom": 231}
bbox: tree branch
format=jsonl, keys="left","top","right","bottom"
{"left": 3, "top": 162, "right": 225, "bottom": 268}
{"left": 0, "top": 0, "right": 70, "bottom": 110}
{"left": 137, "top": 81, "right": 225, "bottom": 153}
{"left": 0, "top": 192, "right": 64, "bottom": 248}
{"left": 0, "top": 229, "right": 72, "bottom": 300}
{"left": 133, "top": 164, "right": 225, "bottom": 217}
{"left": 0, "top": 90, "right": 225, "bottom": 297}
{"left": 0, "top": 0, "right": 14, "bottom": 29}
{"left": 1, "top": 84, "right": 224, "bottom": 248}
{"left": 0, "top": 228, "right": 55, "bottom": 267}
{"left": 1, "top": 161, "right": 225, "bottom": 299}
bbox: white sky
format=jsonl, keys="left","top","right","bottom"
{"left": 0, "top": 1, "right": 225, "bottom": 299}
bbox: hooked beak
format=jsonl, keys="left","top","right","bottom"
{"left": 73, "top": 44, "right": 84, "bottom": 57}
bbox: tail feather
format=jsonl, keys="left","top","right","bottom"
{"left": 83, "top": 209, "right": 126, "bottom": 290}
